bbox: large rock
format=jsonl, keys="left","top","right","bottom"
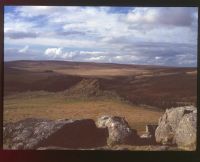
{"left": 174, "top": 111, "right": 197, "bottom": 151}
{"left": 155, "top": 106, "right": 196, "bottom": 150}
{"left": 96, "top": 116, "right": 138, "bottom": 146}
{"left": 3, "top": 118, "right": 108, "bottom": 150}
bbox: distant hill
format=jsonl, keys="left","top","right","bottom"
{"left": 4, "top": 60, "right": 197, "bottom": 109}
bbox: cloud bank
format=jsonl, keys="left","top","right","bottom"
{"left": 4, "top": 6, "right": 198, "bottom": 67}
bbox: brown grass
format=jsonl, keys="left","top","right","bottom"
{"left": 4, "top": 91, "right": 163, "bottom": 134}
{"left": 55, "top": 68, "right": 150, "bottom": 77}
{"left": 4, "top": 61, "right": 196, "bottom": 113}
{"left": 4, "top": 60, "right": 196, "bottom": 137}
{"left": 186, "top": 70, "right": 197, "bottom": 75}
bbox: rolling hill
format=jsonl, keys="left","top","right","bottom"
{"left": 4, "top": 60, "right": 197, "bottom": 108}
{"left": 3, "top": 60, "right": 197, "bottom": 133}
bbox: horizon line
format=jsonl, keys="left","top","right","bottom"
{"left": 4, "top": 59, "right": 197, "bottom": 68}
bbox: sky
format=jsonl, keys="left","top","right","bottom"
{"left": 4, "top": 6, "right": 198, "bottom": 67}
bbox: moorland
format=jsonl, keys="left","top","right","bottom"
{"left": 4, "top": 60, "right": 197, "bottom": 134}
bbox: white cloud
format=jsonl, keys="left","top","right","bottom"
{"left": 5, "top": 37, "right": 99, "bottom": 49}
{"left": 112, "top": 55, "right": 140, "bottom": 63}
{"left": 60, "top": 51, "right": 78, "bottom": 59}
{"left": 4, "top": 6, "right": 198, "bottom": 66}
{"left": 155, "top": 56, "right": 161, "bottom": 60}
{"left": 15, "top": 6, "right": 56, "bottom": 17}
{"left": 18, "top": 45, "right": 29, "bottom": 53}
{"left": 127, "top": 7, "right": 196, "bottom": 26}
{"left": 79, "top": 51, "right": 106, "bottom": 56}
{"left": 127, "top": 8, "right": 156, "bottom": 23}
{"left": 44, "top": 48, "right": 107, "bottom": 61}
{"left": 4, "top": 13, "right": 36, "bottom": 33}
{"left": 44, "top": 48, "right": 63, "bottom": 58}
{"left": 88, "top": 56, "right": 106, "bottom": 61}
{"left": 5, "top": 7, "right": 198, "bottom": 45}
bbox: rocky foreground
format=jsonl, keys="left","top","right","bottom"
{"left": 3, "top": 106, "right": 197, "bottom": 151}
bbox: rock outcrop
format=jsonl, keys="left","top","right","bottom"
{"left": 3, "top": 118, "right": 108, "bottom": 150}
{"left": 140, "top": 125, "right": 158, "bottom": 144}
{"left": 174, "top": 111, "right": 197, "bottom": 150}
{"left": 66, "top": 79, "right": 101, "bottom": 97}
{"left": 4, "top": 108, "right": 196, "bottom": 151}
{"left": 155, "top": 106, "right": 196, "bottom": 150}
{"left": 96, "top": 116, "right": 138, "bottom": 146}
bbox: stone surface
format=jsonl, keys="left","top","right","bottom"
{"left": 174, "top": 111, "right": 197, "bottom": 151}
{"left": 3, "top": 118, "right": 108, "bottom": 150}
{"left": 141, "top": 125, "right": 157, "bottom": 139}
{"left": 145, "top": 125, "right": 158, "bottom": 137}
{"left": 155, "top": 106, "right": 196, "bottom": 150}
{"left": 105, "top": 145, "right": 179, "bottom": 151}
{"left": 96, "top": 116, "right": 138, "bottom": 145}
{"left": 4, "top": 109, "right": 196, "bottom": 151}
{"left": 140, "top": 124, "right": 158, "bottom": 145}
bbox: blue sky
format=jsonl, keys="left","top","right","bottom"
{"left": 4, "top": 6, "right": 198, "bottom": 67}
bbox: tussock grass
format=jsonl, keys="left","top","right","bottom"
{"left": 4, "top": 91, "right": 163, "bottom": 134}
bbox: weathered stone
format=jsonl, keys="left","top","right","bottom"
{"left": 96, "top": 116, "right": 138, "bottom": 146}
{"left": 155, "top": 106, "right": 197, "bottom": 150}
{"left": 174, "top": 112, "right": 197, "bottom": 151}
{"left": 145, "top": 125, "right": 157, "bottom": 139}
{"left": 140, "top": 124, "right": 158, "bottom": 145}
{"left": 4, "top": 118, "right": 53, "bottom": 149}
{"left": 3, "top": 118, "right": 108, "bottom": 150}
{"left": 140, "top": 124, "right": 158, "bottom": 141}
{"left": 140, "top": 134, "right": 151, "bottom": 139}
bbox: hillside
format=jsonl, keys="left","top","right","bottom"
{"left": 4, "top": 60, "right": 197, "bottom": 109}
{"left": 4, "top": 90, "right": 163, "bottom": 134}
